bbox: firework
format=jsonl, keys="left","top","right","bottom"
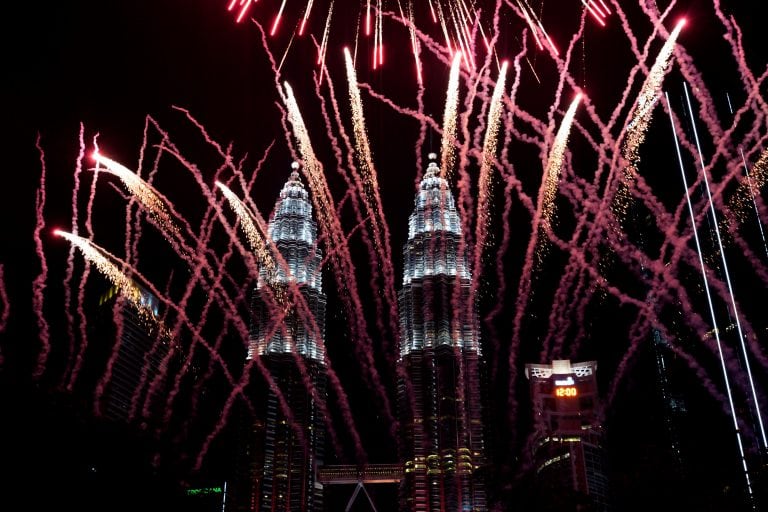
{"left": 440, "top": 51, "right": 463, "bottom": 178}
{"left": 541, "top": 92, "right": 582, "bottom": 232}
{"left": 54, "top": 229, "right": 144, "bottom": 309}
{"left": 215, "top": 181, "right": 276, "bottom": 277}
{"left": 92, "top": 151, "right": 180, "bottom": 239}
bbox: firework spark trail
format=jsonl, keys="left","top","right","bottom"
{"left": 440, "top": 52, "right": 464, "bottom": 179}
{"left": 315, "top": 68, "right": 402, "bottom": 365}
{"left": 343, "top": 47, "right": 394, "bottom": 264}
{"left": 470, "top": 60, "right": 507, "bottom": 309}
{"left": 733, "top": 148, "right": 768, "bottom": 258}
{"left": 93, "top": 151, "right": 181, "bottom": 240}
{"left": 317, "top": 2, "right": 334, "bottom": 83}
{"left": 454, "top": 58, "right": 494, "bottom": 255}
{"left": 32, "top": 134, "right": 51, "bottom": 378}
{"left": 479, "top": 40, "right": 531, "bottom": 383}
{"left": 176, "top": 150, "right": 270, "bottom": 444}
{"left": 216, "top": 181, "right": 275, "bottom": 276}
{"left": 540, "top": 93, "right": 582, "bottom": 236}
{"left": 615, "top": 19, "right": 684, "bottom": 212}
{"left": 666, "top": 94, "right": 757, "bottom": 503}
{"left": 129, "top": 118, "right": 163, "bottom": 271}
{"left": 60, "top": 124, "right": 85, "bottom": 389}
{"left": 281, "top": 81, "right": 389, "bottom": 459}
{"left": 542, "top": 16, "right": 686, "bottom": 354}
{"left": 623, "top": 92, "right": 768, "bottom": 381}
{"left": 508, "top": 92, "right": 581, "bottom": 379}
{"left": 55, "top": 230, "right": 144, "bottom": 306}
{"left": 342, "top": 48, "right": 401, "bottom": 350}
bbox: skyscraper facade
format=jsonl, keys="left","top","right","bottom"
{"left": 96, "top": 283, "right": 176, "bottom": 424}
{"left": 397, "top": 156, "right": 486, "bottom": 511}
{"left": 229, "top": 166, "right": 327, "bottom": 512}
{"left": 525, "top": 359, "right": 610, "bottom": 511}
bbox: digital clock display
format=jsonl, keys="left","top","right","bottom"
{"left": 555, "top": 386, "right": 578, "bottom": 397}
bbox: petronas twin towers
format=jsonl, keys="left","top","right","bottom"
{"left": 232, "top": 156, "right": 486, "bottom": 511}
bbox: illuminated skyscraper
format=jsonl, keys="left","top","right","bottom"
{"left": 525, "top": 359, "right": 610, "bottom": 511}
{"left": 397, "top": 156, "right": 486, "bottom": 511}
{"left": 229, "top": 165, "right": 327, "bottom": 512}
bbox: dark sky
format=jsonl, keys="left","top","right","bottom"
{"left": 2, "top": 1, "right": 768, "bottom": 511}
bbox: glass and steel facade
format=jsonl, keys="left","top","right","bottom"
{"left": 230, "top": 167, "right": 327, "bottom": 512}
{"left": 397, "top": 158, "right": 487, "bottom": 511}
{"left": 525, "top": 360, "right": 611, "bottom": 511}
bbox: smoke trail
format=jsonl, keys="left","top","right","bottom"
{"left": 281, "top": 80, "right": 395, "bottom": 453}
{"left": 66, "top": 136, "right": 103, "bottom": 391}
{"left": 440, "top": 51, "right": 463, "bottom": 178}
{"left": 0, "top": 265, "right": 8, "bottom": 335}
{"left": 150, "top": 118, "right": 358, "bottom": 464}
{"left": 61, "top": 124, "right": 86, "bottom": 389}
{"left": 315, "top": 67, "right": 402, "bottom": 368}
{"left": 32, "top": 134, "right": 51, "bottom": 379}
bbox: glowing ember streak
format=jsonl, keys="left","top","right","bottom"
{"left": 538, "top": 20, "right": 559, "bottom": 56}
{"left": 270, "top": 0, "right": 287, "bottom": 36}
{"left": 440, "top": 51, "right": 463, "bottom": 179}
{"left": 366, "top": 0, "right": 371, "bottom": 36}
{"left": 298, "top": 0, "right": 315, "bottom": 35}
{"left": 235, "top": 0, "right": 253, "bottom": 23}
{"left": 215, "top": 181, "right": 275, "bottom": 277}
{"left": 541, "top": 92, "right": 582, "bottom": 231}
{"left": 318, "top": 2, "right": 333, "bottom": 65}
{"left": 614, "top": 19, "right": 684, "bottom": 222}
{"left": 427, "top": 0, "right": 437, "bottom": 22}
{"left": 54, "top": 230, "right": 143, "bottom": 309}
{"left": 582, "top": 0, "right": 607, "bottom": 26}
{"left": 92, "top": 151, "right": 179, "bottom": 238}
{"left": 406, "top": 3, "right": 422, "bottom": 83}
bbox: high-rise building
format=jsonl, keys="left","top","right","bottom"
{"left": 228, "top": 166, "right": 327, "bottom": 512}
{"left": 96, "top": 283, "right": 176, "bottom": 424}
{"left": 525, "top": 359, "right": 610, "bottom": 511}
{"left": 396, "top": 156, "right": 487, "bottom": 511}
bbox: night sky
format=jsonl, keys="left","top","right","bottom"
{"left": 2, "top": 1, "right": 767, "bottom": 511}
